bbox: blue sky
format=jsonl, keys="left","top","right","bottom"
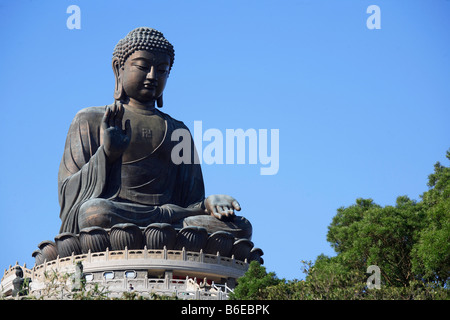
{"left": 0, "top": 0, "right": 449, "bottom": 281}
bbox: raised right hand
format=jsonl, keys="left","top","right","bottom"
{"left": 101, "top": 101, "right": 132, "bottom": 163}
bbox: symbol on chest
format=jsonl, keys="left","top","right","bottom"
{"left": 142, "top": 128, "right": 152, "bottom": 139}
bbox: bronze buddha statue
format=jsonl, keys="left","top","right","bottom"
{"left": 58, "top": 27, "right": 252, "bottom": 240}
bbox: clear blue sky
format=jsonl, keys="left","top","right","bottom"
{"left": 0, "top": 0, "right": 449, "bottom": 281}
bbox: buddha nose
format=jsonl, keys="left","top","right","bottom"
{"left": 146, "top": 66, "right": 157, "bottom": 80}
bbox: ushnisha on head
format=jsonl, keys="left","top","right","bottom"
{"left": 113, "top": 27, "right": 175, "bottom": 70}
{"left": 112, "top": 27, "right": 175, "bottom": 108}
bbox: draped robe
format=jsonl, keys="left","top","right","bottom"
{"left": 58, "top": 104, "right": 205, "bottom": 234}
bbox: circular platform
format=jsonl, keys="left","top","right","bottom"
{"left": 4, "top": 246, "right": 250, "bottom": 299}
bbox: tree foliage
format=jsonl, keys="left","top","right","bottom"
{"left": 232, "top": 150, "right": 450, "bottom": 300}
{"left": 229, "top": 260, "right": 281, "bottom": 300}
{"left": 327, "top": 196, "right": 426, "bottom": 287}
{"left": 412, "top": 151, "right": 450, "bottom": 284}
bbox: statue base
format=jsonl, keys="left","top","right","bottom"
{"left": 2, "top": 247, "right": 248, "bottom": 300}
{"left": 1, "top": 224, "right": 263, "bottom": 299}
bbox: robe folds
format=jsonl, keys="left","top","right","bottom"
{"left": 58, "top": 104, "right": 205, "bottom": 234}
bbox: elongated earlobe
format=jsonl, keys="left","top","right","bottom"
{"left": 112, "top": 58, "right": 124, "bottom": 101}
{"left": 157, "top": 95, "right": 163, "bottom": 108}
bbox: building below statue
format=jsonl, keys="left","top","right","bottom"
{"left": 1, "top": 224, "right": 263, "bottom": 300}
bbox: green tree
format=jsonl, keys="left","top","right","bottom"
{"left": 234, "top": 149, "right": 450, "bottom": 299}
{"left": 263, "top": 256, "right": 449, "bottom": 300}
{"left": 412, "top": 150, "right": 450, "bottom": 286}
{"left": 229, "top": 261, "right": 281, "bottom": 300}
{"left": 327, "top": 196, "right": 426, "bottom": 287}
{"left": 265, "top": 256, "right": 367, "bottom": 300}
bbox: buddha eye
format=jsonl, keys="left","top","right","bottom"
{"left": 136, "top": 65, "right": 149, "bottom": 71}
{"left": 158, "top": 64, "right": 169, "bottom": 74}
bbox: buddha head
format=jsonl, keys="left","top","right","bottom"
{"left": 112, "top": 27, "right": 175, "bottom": 108}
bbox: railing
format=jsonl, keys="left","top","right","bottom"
{"left": 1, "top": 263, "right": 33, "bottom": 282}
{"left": 2, "top": 260, "right": 236, "bottom": 300}
{"left": 30, "top": 246, "right": 248, "bottom": 276}
{"left": 83, "top": 275, "right": 233, "bottom": 300}
{"left": 2, "top": 247, "right": 244, "bottom": 299}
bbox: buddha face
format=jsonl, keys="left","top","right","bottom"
{"left": 119, "top": 50, "right": 171, "bottom": 105}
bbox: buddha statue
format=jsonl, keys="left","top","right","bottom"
{"left": 58, "top": 27, "right": 252, "bottom": 240}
